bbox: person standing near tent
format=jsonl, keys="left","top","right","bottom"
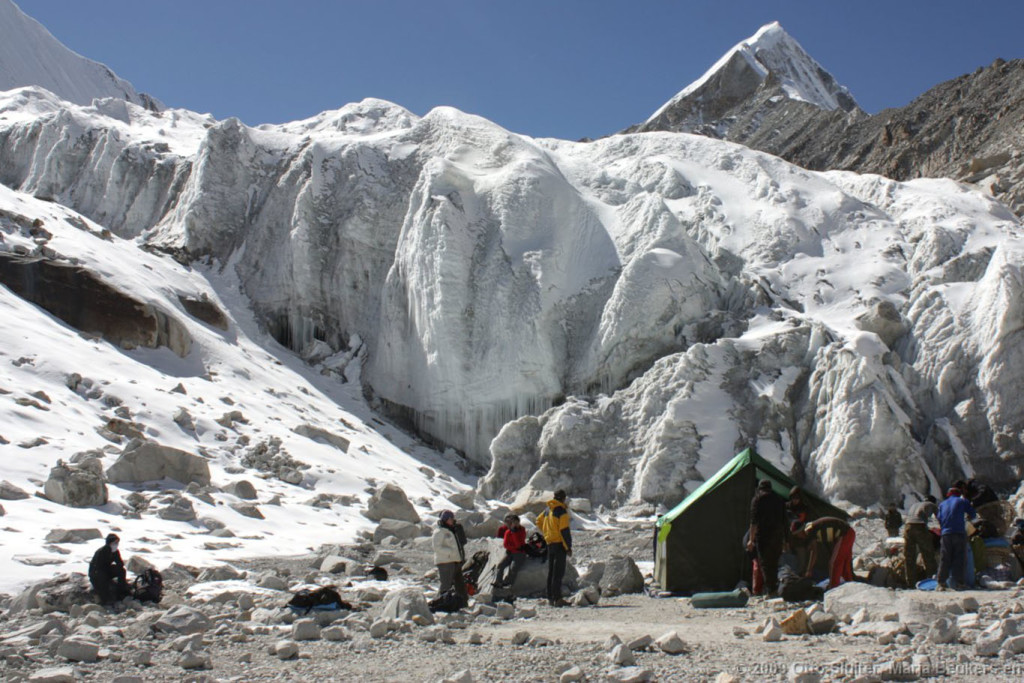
{"left": 793, "top": 516, "right": 855, "bottom": 588}
{"left": 936, "top": 487, "right": 976, "bottom": 590}
{"left": 539, "top": 489, "right": 572, "bottom": 607}
{"left": 884, "top": 504, "right": 903, "bottom": 538}
{"left": 903, "top": 495, "right": 938, "bottom": 585}
{"left": 746, "top": 480, "right": 787, "bottom": 596}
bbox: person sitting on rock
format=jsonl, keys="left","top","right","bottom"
{"left": 88, "top": 533, "right": 129, "bottom": 606}
{"left": 432, "top": 510, "right": 468, "bottom": 603}
{"left": 493, "top": 514, "right": 527, "bottom": 590}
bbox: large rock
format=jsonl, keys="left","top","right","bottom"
{"left": 35, "top": 574, "right": 95, "bottom": 614}
{"left": 154, "top": 605, "right": 212, "bottom": 634}
{"left": 380, "top": 587, "right": 434, "bottom": 625}
{"left": 44, "top": 528, "right": 102, "bottom": 544}
{"left": 599, "top": 556, "right": 645, "bottom": 596}
{"left": 473, "top": 538, "right": 577, "bottom": 598}
{"left": 10, "top": 573, "right": 95, "bottom": 614}
{"left": 373, "top": 518, "right": 421, "bottom": 543}
{"left": 26, "top": 667, "right": 76, "bottom": 683}
{"left": 56, "top": 636, "right": 99, "bottom": 663}
{"left": 43, "top": 460, "right": 107, "bottom": 507}
{"left": 824, "top": 582, "right": 962, "bottom": 625}
{"left": 364, "top": 484, "right": 420, "bottom": 523}
{"left": 106, "top": 441, "right": 211, "bottom": 486}
{"left": 224, "top": 480, "right": 257, "bottom": 500}
{"left": 156, "top": 493, "right": 197, "bottom": 521}
{"left": 0, "top": 479, "right": 30, "bottom": 500}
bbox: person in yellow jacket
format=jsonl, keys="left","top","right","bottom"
{"left": 538, "top": 489, "right": 572, "bottom": 606}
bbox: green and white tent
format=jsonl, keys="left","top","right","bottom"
{"left": 654, "top": 448, "right": 848, "bottom": 594}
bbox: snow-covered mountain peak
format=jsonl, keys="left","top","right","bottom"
{"left": 267, "top": 98, "right": 418, "bottom": 137}
{"left": 0, "top": 0, "right": 161, "bottom": 110}
{"left": 642, "top": 22, "right": 859, "bottom": 131}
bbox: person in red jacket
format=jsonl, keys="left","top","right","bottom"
{"left": 493, "top": 514, "right": 527, "bottom": 590}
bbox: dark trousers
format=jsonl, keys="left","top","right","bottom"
{"left": 903, "top": 523, "right": 937, "bottom": 585}
{"left": 90, "top": 575, "right": 128, "bottom": 605}
{"left": 437, "top": 562, "right": 467, "bottom": 599}
{"left": 756, "top": 534, "right": 784, "bottom": 594}
{"left": 547, "top": 544, "right": 567, "bottom": 602}
{"left": 496, "top": 551, "right": 526, "bottom": 588}
{"left": 937, "top": 533, "right": 968, "bottom": 588}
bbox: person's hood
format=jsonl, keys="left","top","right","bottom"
{"left": 547, "top": 499, "right": 566, "bottom": 513}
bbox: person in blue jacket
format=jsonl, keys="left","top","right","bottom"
{"left": 936, "top": 487, "right": 976, "bottom": 591}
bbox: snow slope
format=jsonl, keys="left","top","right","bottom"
{"left": 0, "top": 183, "right": 471, "bottom": 594}
{"left": 0, "top": 0, "right": 159, "bottom": 110}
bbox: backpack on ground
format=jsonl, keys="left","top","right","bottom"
{"left": 287, "top": 586, "right": 351, "bottom": 614}
{"left": 779, "top": 576, "right": 824, "bottom": 603}
{"left": 428, "top": 588, "right": 467, "bottom": 614}
{"left": 131, "top": 568, "right": 163, "bottom": 604}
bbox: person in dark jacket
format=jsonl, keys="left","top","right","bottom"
{"left": 539, "top": 489, "right": 572, "bottom": 607}
{"left": 89, "top": 533, "right": 128, "bottom": 605}
{"left": 494, "top": 514, "right": 527, "bottom": 590}
{"left": 884, "top": 504, "right": 903, "bottom": 538}
{"left": 746, "top": 480, "right": 787, "bottom": 596}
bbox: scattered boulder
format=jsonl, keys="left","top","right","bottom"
{"left": 599, "top": 556, "right": 645, "bottom": 596}
{"left": 364, "top": 484, "right": 420, "bottom": 523}
{"left": 196, "top": 564, "right": 245, "bottom": 582}
{"left": 380, "top": 587, "right": 434, "bottom": 625}
{"left": 225, "top": 480, "right": 257, "bottom": 500}
{"left": 56, "top": 636, "right": 99, "bottom": 663}
{"left": 928, "top": 616, "right": 959, "bottom": 645}
{"left": 277, "top": 467, "right": 304, "bottom": 486}
{"left": 608, "top": 643, "right": 636, "bottom": 666}
{"left": 474, "top": 538, "right": 577, "bottom": 598}
{"left": 274, "top": 639, "right": 299, "bottom": 660}
{"left": 373, "top": 518, "right": 421, "bottom": 543}
{"left": 230, "top": 502, "right": 265, "bottom": 519}
{"left": 320, "top": 555, "right": 354, "bottom": 574}
{"left": 448, "top": 489, "right": 479, "bottom": 510}
{"left": 27, "top": 667, "right": 76, "bottom": 683}
{"left": 156, "top": 493, "right": 197, "bottom": 522}
{"left": 43, "top": 460, "right": 107, "bottom": 507}
{"left": 781, "top": 609, "right": 810, "bottom": 635}
{"left": 35, "top": 574, "right": 94, "bottom": 614}
{"left": 572, "top": 585, "right": 601, "bottom": 607}
{"left": 0, "top": 479, "right": 30, "bottom": 500}
{"left": 44, "top": 528, "right": 101, "bottom": 544}
{"left": 292, "top": 424, "right": 350, "bottom": 452}
{"left": 176, "top": 651, "right": 212, "bottom": 670}
{"left": 291, "top": 618, "right": 321, "bottom": 641}
{"left": 154, "top": 605, "right": 212, "bottom": 634}
{"left": 655, "top": 630, "right": 687, "bottom": 654}
{"left": 106, "top": 441, "right": 211, "bottom": 486}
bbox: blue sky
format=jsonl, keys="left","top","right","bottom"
{"left": 14, "top": 0, "right": 1024, "bottom": 140}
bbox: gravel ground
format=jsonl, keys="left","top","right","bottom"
{"left": 3, "top": 526, "right": 1024, "bottom": 682}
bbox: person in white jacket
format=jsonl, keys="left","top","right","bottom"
{"left": 432, "top": 510, "right": 467, "bottom": 601}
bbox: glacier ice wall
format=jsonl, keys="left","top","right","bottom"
{"left": 1, "top": 89, "right": 1023, "bottom": 506}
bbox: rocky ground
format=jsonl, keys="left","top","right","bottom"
{"left": 4, "top": 521, "right": 1024, "bottom": 683}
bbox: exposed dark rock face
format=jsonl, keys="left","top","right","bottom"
{"left": 0, "top": 253, "right": 192, "bottom": 356}
{"left": 633, "top": 58, "right": 1024, "bottom": 218}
